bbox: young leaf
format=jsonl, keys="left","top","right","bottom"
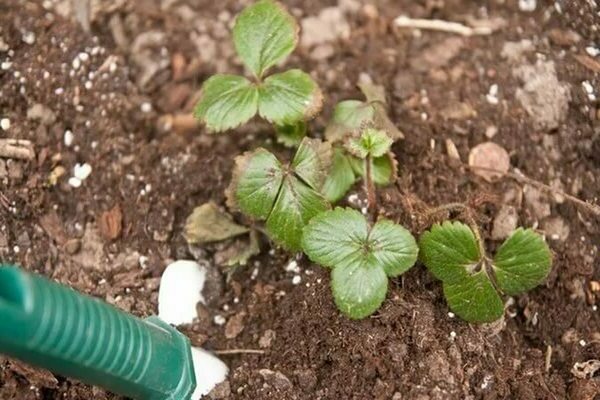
{"left": 266, "top": 175, "right": 330, "bottom": 251}
{"left": 226, "top": 149, "right": 284, "bottom": 220}
{"left": 184, "top": 202, "right": 248, "bottom": 244}
{"left": 292, "top": 137, "right": 332, "bottom": 190}
{"left": 258, "top": 69, "right": 323, "bottom": 125}
{"left": 419, "top": 221, "right": 553, "bottom": 323}
{"left": 346, "top": 128, "right": 393, "bottom": 159}
{"left": 324, "top": 100, "right": 375, "bottom": 142}
{"left": 322, "top": 148, "right": 356, "bottom": 203}
{"left": 275, "top": 121, "right": 306, "bottom": 147}
{"left": 443, "top": 272, "right": 504, "bottom": 323}
{"left": 232, "top": 0, "right": 298, "bottom": 78}
{"left": 331, "top": 258, "right": 388, "bottom": 319}
{"left": 349, "top": 152, "right": 398, "bottom": 186}
{"left": 302, "top": 208, "right": 418, "bottom": 319}
{"left": 493, "top": 228, "right": 552, "bottom": 296}
{"left": 227, "top": 138, "right": 331, "bottom": 251}
{"left": 418, "top": 221, "right": 481, "bottom": 284}
{"left": 194, "top": 75, "right": 259, "bottom": 132}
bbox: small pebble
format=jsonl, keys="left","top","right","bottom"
{"left": 140, "top": 102, "right": 152, "bottom": 113}
{"left": 0, "top": 118, "right": 10, "bottom": 131}
{"left": 292, "top": 275, "right": 302, "bottom": 285}
{"left": 518, "top": 0, "right": 536, "bottom": 12}
{"left": 1, "top": 61, "right": 12, "bottom": 70}
{"left": 585, "top": 46, "right": 600, "bottom": 57}
{"left": 73, "top": 163, "right": 92, "bottom": 180}
{"left": 448, "top": 312, "right": 455, "bottom": 318}
{"left": 214, "top": 315, "right": 226, "bottom": 326}
{"left": 486, "top": 84, "right": 499, "bottom": 105}
{"left": 21, "top": 31, "right": 35, "bottom": 45}
{"left": 579, "top": 339, "right": 586, "bottom": 347}
{"left": 450, "top": 331, "right": 457, "bottom": 339}
{"left": 64, "top": 130, "right": 74, "bottom": 146}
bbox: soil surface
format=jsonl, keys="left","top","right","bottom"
{"left": 1, "top": 0, "right": 600, "bottom": 399}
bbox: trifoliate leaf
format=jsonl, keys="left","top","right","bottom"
{"left": 194, "top": 75, "right": 259, "bottom": 132}
{"left": 493, "top": 228, "right": 552, "bottom": 296}
{"left": 302, "top": 208, "right": 418, "bottom": 318}
{"left": 226, "top": 148, "right": 284, "bottom": 220}
{"left": 232, "top": 0, "right": 298, "bottom": 78}
{"left": 184, "top": 202, "right": 249, "bottom": 244}
{"left": 322, "top": 148, "right": 356, "bottom": 203}
{"left": 419, "top": 221, "right": 553, "bottom": 323}
{"left": 419, "top": 221, "right": 482, "bottom": 284}
{"left": 347, "top": 128, "right": 393, "bottom": 159}
{"left": 324, "top": 100, "right": 375, "bottom": 142}
{"left": 443, "top": 272, "right": 504, "bottom": 323}
{"left": 349, "top": 152, "right": 398, "bottom": 186}
{"left": 258, "top": 69, "right": 323, "bottom": 125}
{"left": 275, "top": 121, "right": 306, "bottom": 147}
{"left": 331, "top": 258, "right": 388, "bottom": 319}
{"left": 291, "top": 137, "right": 332, "bottom": 190}
{"left": 266, "top": 175, "right": 330, "bottom": 251}
{"left": 227, "top": 138, "right": 332, "bottom": 251}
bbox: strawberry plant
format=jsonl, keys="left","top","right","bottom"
{"left": 302, "top": 208, "right": 418, "bottom": 319}
{"left": 226, "top": 137, "right": 331, "bottom": 251}
{"left": 419, "top": 221, "right": 552, "bottom": 323}
{"left": 194, "top": 0, "right": 322, "bottom": 146}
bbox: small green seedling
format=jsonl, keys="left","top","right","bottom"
{"left": 302, "top": 208, "right": 418, "bottom": 319}
{"left": 419, "top": 221, "right": 552, "bottom": 323}
{"left": 321, "top": 82, "right": 401, "bottom": 202}
{"left": 226, "top": 137, "right": 331, "bottom": 251}
{"left": 194, "top": 0, "right": 322, "bottom": 144}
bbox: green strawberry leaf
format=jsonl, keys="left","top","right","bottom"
{"left": 419, "top": 221, "right": 553, "bottom": 323}
{"left": 347, "top": 128, "right": 393, "bottom": 159}
{"left": 369, "top": 219, "right": 419, "bottom": 277}
{"left": 266, "top": 175, "right": 330, "bottom": 251}
{"left": 227, "top": 138, "right": 332, "bottom": 251}
{"left": 324, "top": 100, "right": 375, "bottom": 142}
{"left": 322, "top": 148, "right": 356, "bottom": 203}
{"left": 194, "top": 75, "right": 259, "bottom": 132}
{"left": 291, "top": 137, "right": 332, "bottom": 191}
{"left": 302, "top": 208, "right": 418, "bottom": 318}
{"left": 349, "top": 152, "right": 398, "bottom": 186}
{"left": 184, "top": 202, "right": 248, "bottom": 244}
{"left": 226, "top": 148, "right": 284, "bottom": 220}
{"left": 331, "top": 258, "right": 388, "bottom": 319}
{"left": 232, "top": 0, "right": 298, "bottom": 78}
{"left": 493, "top": 228, "right": 552, "bottom": 296}
{"left": 275, "top": 121, "right": 306, "bottom": 147}
{"left": 258, "top": 69, "right": 323, "bottom": 126}
{"left": 302, "top": 208, "right": 369, "bottom": 269}
{"left": 443, "top": 271, "right": 504, "bottom": 323}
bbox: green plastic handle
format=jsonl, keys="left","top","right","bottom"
{"left": 0, "top": 265, "right": 196, "bottom": 400}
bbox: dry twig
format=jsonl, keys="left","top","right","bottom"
{"left": 213, "top": 349, "right": 265, "bottom": 355}
{"left": 394, "top": 16, "right": 493, "bottom": 36}
{"left": 0, "top": 139, "right": 35, "bottom": 160}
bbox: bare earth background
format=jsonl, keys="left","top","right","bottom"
{"left": 1, "top": 0, "right": 599, "bottom": 399}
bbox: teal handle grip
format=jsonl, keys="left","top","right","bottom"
{"left": 0, "top": 265, "right": 196, "bottom": 400}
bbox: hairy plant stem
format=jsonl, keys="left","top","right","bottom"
{"left": 365, "top": 155, "right": 377, "bottom": 221}
{"left": 426, "top": 202, "right": 486, "bottom": 257}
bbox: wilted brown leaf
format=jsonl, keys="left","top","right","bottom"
{"left": 98, "top": 205, "right": 123, "bottom": 240}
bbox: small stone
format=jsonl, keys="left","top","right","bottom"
{"left": 73, "top": 163, "right": 92, "bottom": 180}
{"left": 445, "top": 139, "right": 461, "bottom": 161}
{"left": 485, "top": 125, "right": 498, "bottom": 139}
{"left": 292, "top": 275, "right": 302, "bottom": 285}
{"left": 518, "top": 0, "right": 536, "bottom": 12}
{"left": 0, "top": 118, "right": 10, "bottom": 130}
{"left": 310, "top": 43, "right": 335, "bottom": 60}
{"left": 224, "top": 312, "right": 245, "bottom": 339}
{"left": 141, "top": 102, "right": 152, "bottom": 113}
{"left": 543, "top": 217, "right": 570, "bottom": 242}
{"left": 21, "top": 31, "right": 36, "bottom": 45}
{"left": 259, "top": 329, "right": 276, "bottom": 348}
{"left": 64, "top": 130, "right": 74, "bottom": 146}
{"left": 214, "top": 315, "right": 226, "bottom": 326}
{"left": 258, "top": 369, "right": 293, "bottom": 390}
{"left": 64, "top": 239, "right": 81, "bottom": 255}
{"left": 492, "top": 205, "right": 518, "bottom": 240}
{"left": 468, "top": 142, "right": 510, "bottom": 182}
{"left": 523, "top": 185, "right": 551, "bottom": 220}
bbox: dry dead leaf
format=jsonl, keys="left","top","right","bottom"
{"left": 184, "top": 202, "right": 248, "bottom": 244}
{"left": 39, "top": 211, "right": 67, "bottom": 245}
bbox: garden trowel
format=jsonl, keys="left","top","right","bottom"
{"left": 0, "top": 264, "right": 227, "bottom": 399}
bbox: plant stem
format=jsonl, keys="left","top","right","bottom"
{"left": 365, "top": 155, "right": 377, "bottom": 220}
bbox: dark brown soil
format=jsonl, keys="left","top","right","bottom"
{"left": 1, "top": 0, "right": 599, "bottom": 399}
